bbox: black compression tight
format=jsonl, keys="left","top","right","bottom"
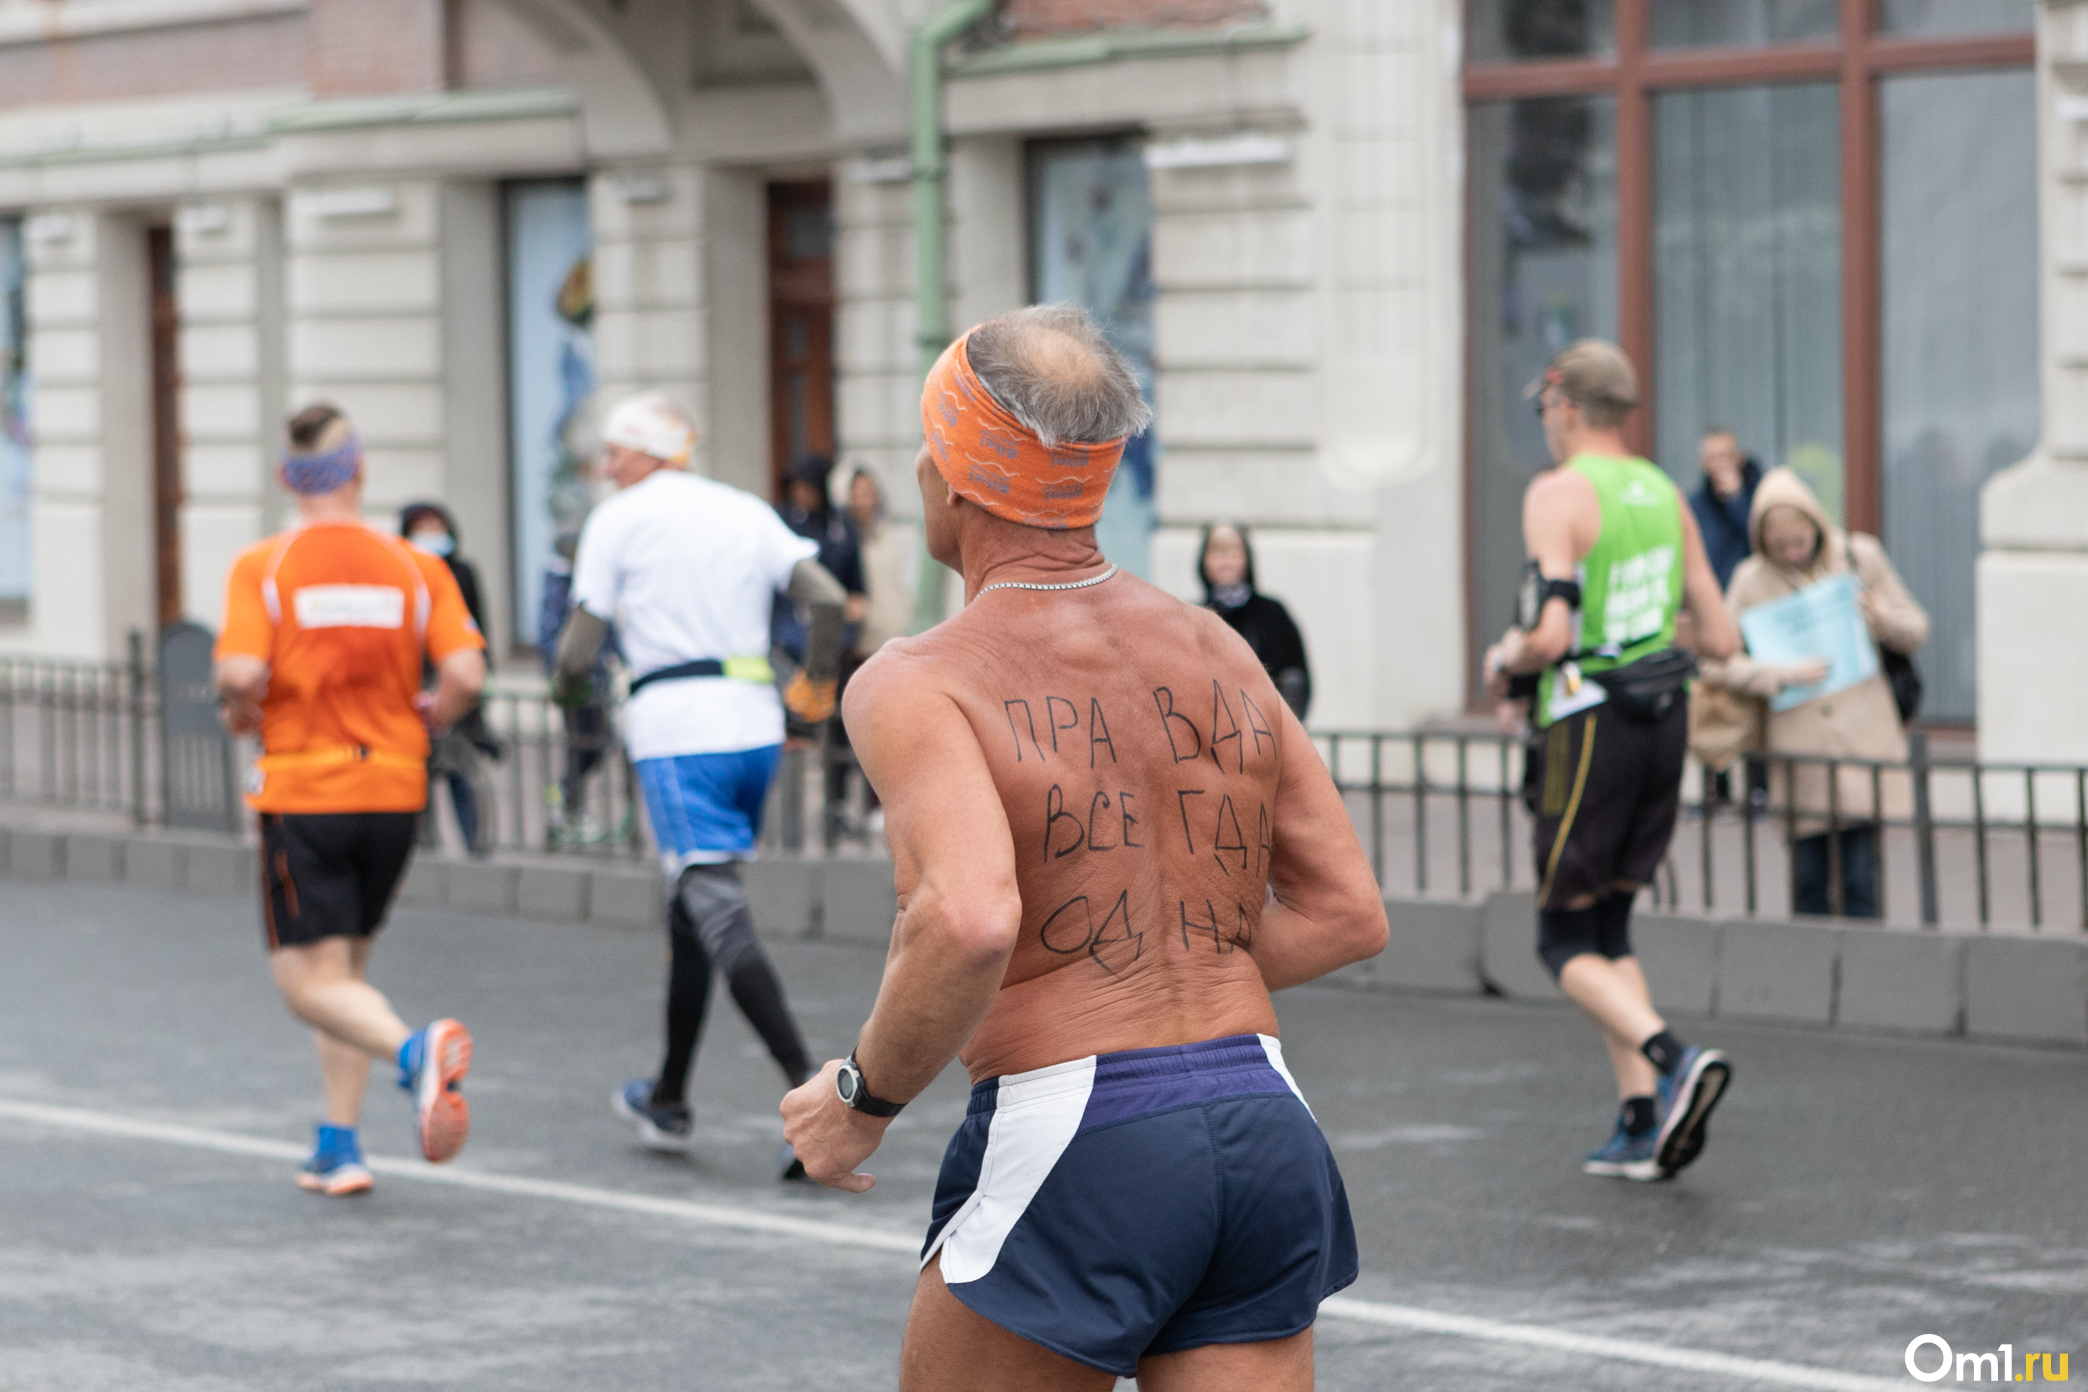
{"left": 653, "top": 896, "right": 714, "bottom": 1108}
{"left": 652, "top": 863, "right": 812, "bottom": 1107}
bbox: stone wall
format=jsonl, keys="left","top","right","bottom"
{"left": 1979, "top": 0, "right": 2088, "bottom": 770}
{"left": 8, "top": 211, "right": 154, "bottom": 660}
{"left": 9, "top": 820, "right": 2081, "bottom": 1049}
{"left": 0, "top": 8, "right": 304, "bottom": 111}
{"left": 304, "top": 0, "right": 448, "bottom": 97}
{"left": 174, "top": 199, "right": 286, "bottom": 633}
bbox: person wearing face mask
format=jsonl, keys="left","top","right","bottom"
{"left": 1197, "top": 522, "right": 1312, "bottom": 721}
{"left": 1697, "top": 468, "right": 1928, "bottom": 919}
{"left": 400, "top": 502, "right": 498, "bottom": 857}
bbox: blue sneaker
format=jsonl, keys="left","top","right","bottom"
{"left": 1582, "top": 1118, "right": 1661, "bottom": 1181}
{"left": 614, "top": 1079, "right": 694, "bottom": 1153}
{"left": 298, "top": 1124, "right": 374, "bottom": 1197}
{"left": 1654, "top": 1045, "right": 1731, "bottom": 1178}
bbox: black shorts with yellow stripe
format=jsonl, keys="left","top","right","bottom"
{"left": 259, "top": 811, "right": 419, "bottom": 951}
{"left": 1527, "top": 697, "right": 1687, "bottom": 912}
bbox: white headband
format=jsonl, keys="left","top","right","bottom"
{"left": 603, "top": 395, "right": 696, "bottom": 466}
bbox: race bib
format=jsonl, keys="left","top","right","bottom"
{"left": 294, "top": 584, "right": 406, "bottom": 630}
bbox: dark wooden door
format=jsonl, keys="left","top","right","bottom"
{"left": 148, "top": 225, "right": 182, "bottom": 629}
{"left": 767, "top": 181, "right": 835, "bottom": 500}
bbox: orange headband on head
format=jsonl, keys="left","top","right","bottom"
{"left": 921, "top": 332, "right": 1127, "bottom": 531}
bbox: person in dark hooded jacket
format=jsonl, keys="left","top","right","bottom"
{"left": 400, "top": 501, "right": 498, "bottom": 855}
{"left": 1688, "top": 429, "right": 1761, "bottom": 592}
{"left": 1198, "top": 522, "right": 1311, "bottom": 720}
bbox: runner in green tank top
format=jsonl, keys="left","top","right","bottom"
{"left": 1482, "top": 340, "right": 1740, "bottom": 1183}
{"left": 1533, "top": 453, "right": 1686, "bottom": 726}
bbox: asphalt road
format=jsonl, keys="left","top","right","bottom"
{"left": 1, "top": 879, "right": 2083, "bottom": 1391}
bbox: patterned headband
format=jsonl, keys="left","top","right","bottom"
{"left": 281, "top": 432, "right": 362, "bottom": 496}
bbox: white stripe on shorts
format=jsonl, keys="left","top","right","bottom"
{"left": 924, "top": 1054, "right": 1096, "bottom": 1285}
{"left": 1258, "top": 1034, "right": 1314, "bottom": 1119}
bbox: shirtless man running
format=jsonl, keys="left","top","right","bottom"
{"left": 782, "top": 304, "right": 1390, "bottom": 1390}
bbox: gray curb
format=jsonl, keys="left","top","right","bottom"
{"left": 4, "top": 824, "right": 2082, "bottom": 1050}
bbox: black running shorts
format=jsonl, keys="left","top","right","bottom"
{"left": 1528, "top": 697, "right": 1687, "bottom": 911}
{"left": 259, "top": 812, "right": 419, "bottom": 951}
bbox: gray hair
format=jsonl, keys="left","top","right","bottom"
{"left": 964, "top": 303, "right": 1154, "bottom": 447}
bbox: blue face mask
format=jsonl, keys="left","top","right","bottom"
{"left": 411, "top": 530, "right": 455, "bottom": 558}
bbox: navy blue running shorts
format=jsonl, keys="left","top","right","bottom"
{"left": 921, "top": 1033, "right": 1357, "bottom": 1378}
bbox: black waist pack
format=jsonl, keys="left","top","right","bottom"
{"left": 1589, "top": 647, "right": 1698, "bottom": 723}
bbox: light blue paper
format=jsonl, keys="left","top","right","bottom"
{"left": 1737, "top": 573, "right": 1877, "bottom": 713}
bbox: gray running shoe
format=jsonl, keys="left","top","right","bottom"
{"left": 1654, "top": 1046, "right": 1731, "bottom": 1177}
{"left": 615, "top": 1078, "right": 694, "bottom": 1153}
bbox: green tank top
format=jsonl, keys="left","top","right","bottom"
{"left": 1535, "top": 454, "right": 1685, "bottom": 726}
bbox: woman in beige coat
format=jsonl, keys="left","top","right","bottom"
{"left": 1699, "top": 468, "right": 1929, "bottom": 918}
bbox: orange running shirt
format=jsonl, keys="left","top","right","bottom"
{"left": 216, "top": 520, "right": 485, "bottom": 814}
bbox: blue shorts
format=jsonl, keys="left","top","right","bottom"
{"left": 634, "top": 746, "right": 782, "bottom": 872}
{"left": 921, "top": 1034, "right": 1357, "bottom": 1378}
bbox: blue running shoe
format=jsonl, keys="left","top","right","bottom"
{"left": 1581, "top": 1118, "right": 1661, "bottom": 1181}
{"left": 298, "top": 1124, "right": 374, "bottom": 1197}
{"left": 614, "top": 1079, "right": 694, "bottom": 1153}
{"left": 1654, "top": 1045, "right": 1731, "bottom": 1178}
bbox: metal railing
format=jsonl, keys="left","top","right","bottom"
{"left": 6, "top": 641, "right": 2082, "bottom": 932}
{"left": 0, "top": 637, "right": 157, "bottom": 825}
{"left": 0, "top": 640, "right": 864, "bottom": 862}
{"left": 1316, "top": 727, "right": 2088, "bottom": 933}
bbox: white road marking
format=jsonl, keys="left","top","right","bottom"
{"left": 0, "top": 1097, "right": 919, "bottom": 1255}
{"left": 1317, "top": 1298, "right": 1906, "bottom": 1391}
{"left": 0, "top": 1097, "right": 1905, "bottom": 1391}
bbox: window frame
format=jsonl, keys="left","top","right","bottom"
{"left": 1460, "top": 0, "right": 2033, "bottom": 705}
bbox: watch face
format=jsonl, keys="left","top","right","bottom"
{"left": 837, "top": 1066, "right": 858, "bottom": 1103}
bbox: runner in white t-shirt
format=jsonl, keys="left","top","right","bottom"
{"left": 553, "top": 392, "right": 849, "bottom": 1177}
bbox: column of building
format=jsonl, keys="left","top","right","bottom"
{"left": 1321, "top": 0, "right": 1464, "bottom": 729}
{"left": 173, "top": 199, "right": 283, "bottom": 634}
{"left": 279, "top": 178, "right": 512, "bottom": 649}
{"left": 283, "top": 182, "right": 449, "bottom": 524}
{"left": 1978, "top": 0, "right": 2088, "bottom": 766}
{"left": 10, "top": 211, "right": 152, "bottom": 661}
{"left": 832, "top": 161, "right": 922, "bottom": 517}
{"left": 588, "top": 167, "right": 708, "bottom": 476}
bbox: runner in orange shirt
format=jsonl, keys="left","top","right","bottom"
{"left": 215, "top": 403, "right": 489, "bottom": 1196}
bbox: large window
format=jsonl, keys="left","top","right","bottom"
{"left": 0, "top": 217, "right": 27, "bottom": 624}
{"left": 1654, "top": 82, "right": 1843, "bottom": 516}
{"left": 1464, "top": 0, "right": 2035, "bottom": 722}
{"left": 1466, "top": 96, "right": 1617, "bottom": 653}
{"left": 504, "top": 181, "right": 594, "bottom": 650}
{"left": 1879, "top": 68, "right": 2038, "bottom": 721}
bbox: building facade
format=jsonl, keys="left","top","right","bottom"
{"left": 0, "top": 0, "right": 2069, "bottom": 753}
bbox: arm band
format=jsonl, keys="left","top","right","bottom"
{"left": 553, "top": 606, "right": 610, "bottom": 688}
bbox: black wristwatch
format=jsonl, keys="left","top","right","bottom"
{"left": 835, "top": 1051, "right": 905, "bottom": 1118}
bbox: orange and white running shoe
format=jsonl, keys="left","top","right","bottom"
{"left": 404, "top": 1018, "right": 473, "bottom": 1163}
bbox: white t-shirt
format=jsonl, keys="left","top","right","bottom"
{"left": 571, "top": 470, "right": 817, "bottom": 759}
